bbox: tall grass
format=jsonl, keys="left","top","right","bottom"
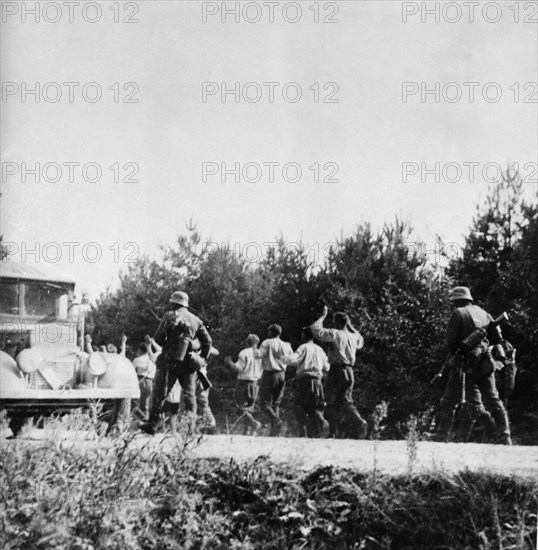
{"left": 1, "top": 429, "right": 536, "bottom": 550}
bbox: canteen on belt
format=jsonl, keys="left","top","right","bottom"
{"left": 16, "top": 348, "right": 45, "bottom": 374}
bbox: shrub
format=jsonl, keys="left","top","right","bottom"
{"left": 1, "top": 437, "right": 536, "bottom": 550}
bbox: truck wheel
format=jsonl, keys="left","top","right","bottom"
{"left": 117, "top": 398, "right": 131, "bottom": 420}
{"left": 8, "top": 413, "right": 32, "bottom": 438}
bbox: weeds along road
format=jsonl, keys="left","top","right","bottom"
{"left": 4, "top": 430, "right": 538, "bottom": 479}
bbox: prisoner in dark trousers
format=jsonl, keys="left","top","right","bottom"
{"left": 140, "top": 291, "right": 212, "bottom": 435}
{"left": 225, "top": 334, "right": 263, "bottom": 435}
{"left": 258, "top": 324, "right": 293, "bottom": 435}
{"left": 310, "top": 306, "right": 367, "bottom": 439}
{"left": 288, "top": 326, "right": 330, "bottom": 438}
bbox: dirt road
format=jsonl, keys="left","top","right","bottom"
{"left": 6, "top": 429, "right": 538, "bottom": 479}
{"left": 190, "top": 435, "right": 538, "bottom": 479}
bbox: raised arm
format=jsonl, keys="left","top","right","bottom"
{"left": 345, "top": 315, "right": 364, "bottom": 350}
{"left": 345, "top": 314, "right": 359, "bottom": 334}
{"left": 310, "top": 306, "right": 338, "bottom": 343}
{"left": 150, "top": 338, "right": 162, "bottom": 354}
{"left": 146, "top": 337, "right": 162, "bottom": 363}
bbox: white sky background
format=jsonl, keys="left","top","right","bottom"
{"left": 1, "top": 1, "right": 537, "bottom": 300}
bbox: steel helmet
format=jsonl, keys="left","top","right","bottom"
{"left": 449, "top": 286, "right": 473, "bottom": 302}
{"left": 170, "top": 291, "right": 189, "bottom": 307}
{"left": 16, "top": 348, "right": 45, "bottom": 374}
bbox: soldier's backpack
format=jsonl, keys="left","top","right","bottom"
{"left": 459, "top": 307, "right": 496, "bottom": 377}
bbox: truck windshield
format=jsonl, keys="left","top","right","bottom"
{"left": 0, "top": 280, "right": 20, "bottom": 315}
{"left": 23, "top": 282, "right": 70, "bottom": 320}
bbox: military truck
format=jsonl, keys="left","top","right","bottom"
{"left": 0, "top": 259, "right": 140, "bottom": 436}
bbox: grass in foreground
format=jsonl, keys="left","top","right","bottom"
{"left": 1, "top": 427, "right": 536, "bottom": 550}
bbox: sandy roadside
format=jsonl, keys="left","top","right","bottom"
{"left": 3, "top": 429, "right": 537, "bottom": 479}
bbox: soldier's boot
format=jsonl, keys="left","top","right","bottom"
{"left": 432, "top": 404, "right": 456, "bottom": 442}
{"left": 142, "top": 401, "right": 166, "bottom": 434}
{"left": 490, "top": 403, "right": 512, "bottom": 445}
{"left": 477, "top": 410, "right": 496, "bottom": 443}
{"left": 197, "top": 396, "right": 217, "bottom": 435}
{"left": 456, "top": 406, "right": 478, "bottom": 443}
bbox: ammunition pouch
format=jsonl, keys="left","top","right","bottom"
{"left": 186, "top": 351, "right": 206, "bottom": 373}
{"left": 463, "top": 345, "right": 498, "bottom": 378}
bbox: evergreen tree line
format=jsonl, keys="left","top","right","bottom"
{"left": 90, "top": 171, "right": 538, "bottom": 443}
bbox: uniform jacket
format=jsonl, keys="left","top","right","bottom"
{"left": 154, "top": 307, "right": 212, "bottom": 360}
{"left": 446, "top": 304, "right": 496, "bottom": 355}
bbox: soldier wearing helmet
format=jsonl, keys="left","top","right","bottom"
{"left": 432, "top": 286, "right": 511, "bottom": 445}
{"left": 140, "top": 291, "right": 212, "bottom": 435}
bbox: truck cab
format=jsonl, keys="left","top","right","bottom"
{"left": 0, "top": 259, "right": 140, "bottom": 436}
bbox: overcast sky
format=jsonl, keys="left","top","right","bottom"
{"left": 1, "top": 1, "right": 537, "bottom": 299}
